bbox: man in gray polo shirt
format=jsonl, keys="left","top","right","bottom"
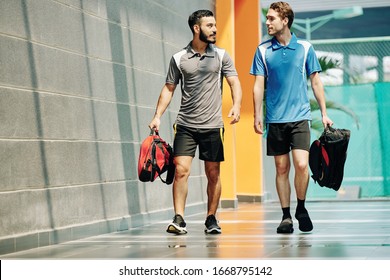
{"left": 149, "top": 10, "right": 242, "bottom": 234}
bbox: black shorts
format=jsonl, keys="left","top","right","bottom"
{"left": 173, "top": 124, "right": 225, "bottom": 162}
{"left": 267, "top": 120, "right": 311, "bottom": 156}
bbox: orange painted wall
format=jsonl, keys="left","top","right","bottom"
{"left": 233, "top": 0, "right": 263, "bottom": 197}
{"left": 216, "top": 0, "right": 237, "bottom": 202}
{"left": 216, "top": 0, "right": 264, "bottom": 204}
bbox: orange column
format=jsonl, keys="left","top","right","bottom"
{"left": 233, "top": 0, "right": 264, "bottom": 202}
{"left": 216, "top": 0, "right": 238, "bottom": 208}
{"left": 216, "top": 0, "right": 264, "bottom": 207}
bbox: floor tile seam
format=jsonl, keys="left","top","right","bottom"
{"left": 62, "top": 240, "right": 390, "bottom": 246}
{"left": 155, "top": 219, "right": 390, "bottom": 224}
{"left": 218, "top": 209, "right": 390, "bottom": 213}
{"left": 65, "top": 233, "right": 390, "bottom": 242}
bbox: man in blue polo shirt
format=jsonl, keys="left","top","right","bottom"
{"left": 250, "top": 2, "right": 333, "bottom": 233}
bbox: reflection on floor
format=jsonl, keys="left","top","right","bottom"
{"left": 2, "top": 200, "right": 390, "bottom": 259}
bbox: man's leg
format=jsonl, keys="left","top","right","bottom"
{"left": 292, "top": 149, "right": 309, "bottom": 201}
{"left": 292, "top": 149, "right": 313, "bottom": 232}
{"left": 204, "top": 161, "right": 222, "bottom": 234}
{"left": 166, "top": 155, "right": 193, "bottom": 234}
{"left": 204, "top": 161, "right": 221, "bottom": 216}
{"left": 274, "top": 154, "right": 291, "bottom": 208}
{"left": 274, "top": 154, "right": 294, "bottom": 233}
{"left": 172, "top": 155, "right": 193, "bottom": 217}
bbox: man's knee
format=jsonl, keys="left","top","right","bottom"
{"left": 174, "top": 159, "right": 192, "bottom": 180}
{"left": 294, "top": 160, "right": 309, "bottom": 174}
{"left": 205, "top": 163, "right": 221, "bottom": 184}
{"left": 275, "top": 161, "right": 290, "bottom": 176}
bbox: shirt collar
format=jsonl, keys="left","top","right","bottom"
{"left": 272, "top": 33, "right": 298, "bottom": 50}
{"left": 186, "top": 42, "right": 215, "bottom": 58}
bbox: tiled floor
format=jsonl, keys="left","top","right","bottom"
{"left": 2, "top": 200, "right": 390, "bottom": 259}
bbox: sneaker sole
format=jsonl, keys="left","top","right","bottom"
{"left": 277, "top": 220, "right": 294, "bottom": 234}
{"left": 204, "top": 227, "right": 222, "bottom": 234}
{"left": 166, "top": 223, "right": 187, "bottom": 235}
{"left": 276, "top": 227, "right": 294, "bottom": 234}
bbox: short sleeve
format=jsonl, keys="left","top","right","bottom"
{"left": 166, "top": 56, "right": 181, "bottom": 85}
{"left": 250, "top": 46, "right": 266, "bottom": 76}
{"left": 305, "top": 46, "right": 322, "bottom": 76}
{"left": 221, "top": 51, "right": 238, "bottom": 77}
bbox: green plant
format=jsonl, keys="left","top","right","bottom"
{"left": 318, "top": 56, "right": 341, "bottom": 70}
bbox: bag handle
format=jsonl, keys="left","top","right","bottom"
{"left": 324, "top": 125, "right": 336, "bottom": 133}
{"left": 149, "top": 128, "right": 159, "bottom": 136}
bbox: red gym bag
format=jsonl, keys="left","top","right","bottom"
{"left": 138, "top": 129, "right": 175, "bottom": 184}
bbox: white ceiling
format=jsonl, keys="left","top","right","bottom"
{"left": 260, "top": 0, "right": 390, "bottom": 12}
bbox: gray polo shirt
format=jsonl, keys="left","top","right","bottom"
{"left": 166, "top": 43, "right": 238, "bottom": 128}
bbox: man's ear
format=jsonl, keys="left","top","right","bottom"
{"left": 193, "top": 24, "right": 200, "bottom": 34}
{"left": 283, "top": 17, "right": 289, "bottom": 27}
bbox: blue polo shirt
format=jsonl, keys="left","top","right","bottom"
{"left": 250, "top": 33, "right": 321, "bottom": 123}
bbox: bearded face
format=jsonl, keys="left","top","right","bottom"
{"left": 197, "top": 17, "right": 217, "bottom": 44}
{"left": 199, "top": 26, "right": 216, "bottom": 44}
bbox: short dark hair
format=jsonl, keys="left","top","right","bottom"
{"left": 188, "top": 10, "right": 214, "bottom": 34}
{"left": 270, "top": 2, "right": 294, "bottom": 29}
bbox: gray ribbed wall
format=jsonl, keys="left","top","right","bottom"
{"left": 0, "top": 0, "right": 214, "bottom": 255}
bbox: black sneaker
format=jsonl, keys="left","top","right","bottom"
{"left": 277, "top": 218, "right": 294, "bottom": 234}
{"left": 204, "top": 214, "right": 221, "bottom": 234}
{"left": 166, "top": 214, "right": 187, "bottom": 234}
{"left": 295, "top": 211, "right": 313, "bottom": 232}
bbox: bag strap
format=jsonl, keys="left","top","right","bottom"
{"left": 159, "top": 145, "right": 175, "bottom": 185}
{"left": 148, "top": 129, "right": 175, "bottom": 185}
{"left": 149, "top": 129, "right": 162, "bottom": 182}
{"left": 154, "top": 140, "right": 172, "bottom": 184}
{"left": 150, "top": 143, "right": 157, "bottom": 182}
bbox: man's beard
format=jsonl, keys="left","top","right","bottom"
{"left": 199, "top": 27, "right": 216, "bottom": 44}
